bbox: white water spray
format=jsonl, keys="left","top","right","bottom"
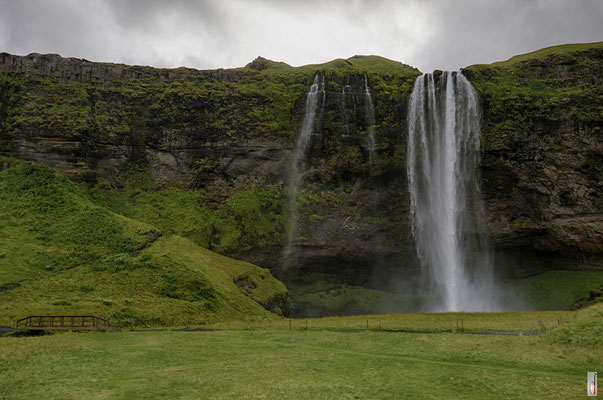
{"left": 283, "top": 74, "right": 324, "bottom": 268}
{"left": 407, "top": 71, "right": 499, "bottom": 312}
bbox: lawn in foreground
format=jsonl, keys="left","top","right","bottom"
{"left": 1, "top": 320, "right": 600, "bottom": 399}
{"left": 207, "top": 308, "right": 576, "bottom": 333}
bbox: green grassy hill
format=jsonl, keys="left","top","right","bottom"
{"left": 0, "top": 157, "right": 290, "bottom": 327}
{"left": 509, "top": 270, "right": 603, "bottom": 310}
{"left": 488, "top": 42, "right": 603, "bottom": 66}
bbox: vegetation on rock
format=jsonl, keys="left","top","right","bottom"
{"left": 463, "top": 42, "right": 603, "bottom": 141}
{"left": 0, "top": 157, "right": 291, "bottom": 326}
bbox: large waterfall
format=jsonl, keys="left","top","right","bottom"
{"left": 407, "top": 71, "right": 499, "bottom": 312}
{"left": 283, "top": 74, "right": 324, "bottom": 268}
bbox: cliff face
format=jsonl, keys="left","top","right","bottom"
{"left": 0, "top": 52, "right": 421, "bottom": 287}
{"left": 0, "top": 44, "right": 601, "bottom": 289}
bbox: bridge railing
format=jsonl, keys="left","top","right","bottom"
{"left": 16, "top": 315, "right": 120, "bottom": 331}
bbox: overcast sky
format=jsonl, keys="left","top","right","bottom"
{"left": 1, "top": 0, "right": 601, "bottom": 72}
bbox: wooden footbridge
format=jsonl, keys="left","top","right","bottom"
{"left": 16, "top": 315, "right": 120, "bottom": 331}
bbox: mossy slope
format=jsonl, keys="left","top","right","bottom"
{"left": 509, "top": 270, "right": 603, "bottom": 310}
{"left": 87, "top": 172, "right": 288, "bottom": 257}
{"left": 545, "top": 301, "right": 603, "bottom": 346}
{"left": 0, "top": 157, "right": 290, "bottom": 326}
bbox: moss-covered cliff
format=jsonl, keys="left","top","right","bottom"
{"left": 0, "top": 52, "right": 421, "bottom": 287}
{"left": 463, "top": 42, "right": 602, "bottom": 275}
{"left": 0, "top": 44, "right": 601, "bottom": 315}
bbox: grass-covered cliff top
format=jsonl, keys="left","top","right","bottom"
{"left": 0, "top": 157, "right": 290, "bottom": 326}
{"left": 1, "top": 52, "right": 419, "bottom": 81}
{"left": 246, "top": 54, "right": 419, "bottom": 76}
{"left": 462, "top": 41, "right": 602, "bottom": 140}
{"left": 486, "top": 41, "right": 603, "bottom": 67}
{"left": 4, "top": 42, "right": 600, "bottom": 152}
{"left": 0, "top": 52, "right": 420, "bottom": 144}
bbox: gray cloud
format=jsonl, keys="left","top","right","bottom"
{"left": 415, "top": 0, "right": 603, "bottom": 70}
{"left": 0, "top": 0, "right": 601, "bottom": 72}
{"left": 0, "top": 0, "right": 119, "bottom": 61}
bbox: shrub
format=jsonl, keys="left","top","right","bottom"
{"left": 80, "top": 285, "right": 94, "bottom": 293}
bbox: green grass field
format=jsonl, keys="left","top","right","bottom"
{"left": 207, "top": 309, "right": 573, "bottom": 333}
{"left": 1, "top": 303, "right": 601, "bottom": 399}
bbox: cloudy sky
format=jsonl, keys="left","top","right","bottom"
{"left": 1, "top": 0, "right": 601, "bottom": 72}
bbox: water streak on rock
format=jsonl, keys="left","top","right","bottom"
{"left": 364, "top": 74, "right": 376, "bottom": 164}
{"left": 283, "top": 74, "right": 324, "bottom": 269}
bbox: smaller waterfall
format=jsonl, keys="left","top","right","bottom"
{"left": 364, "top": 74, "right": 376, "bottom": 164}
{"left": 341, "top": 78, "right": 355, "bottom": 130}
{"left": 283, "top": 74, "right": 324, "bottom": 269}
{"left": 341, "top": 84, "right": 351, "bottom": 121}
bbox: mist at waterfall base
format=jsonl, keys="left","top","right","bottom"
{"left": 407, "top": 71, "right": 505, "bottom": 312}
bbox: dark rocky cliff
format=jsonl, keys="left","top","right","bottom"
{"left": 1, "top": 44, "right": 601, "bottom": 292}
{"left": 463, "top": 43, "right": 602, "bottom": 276}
